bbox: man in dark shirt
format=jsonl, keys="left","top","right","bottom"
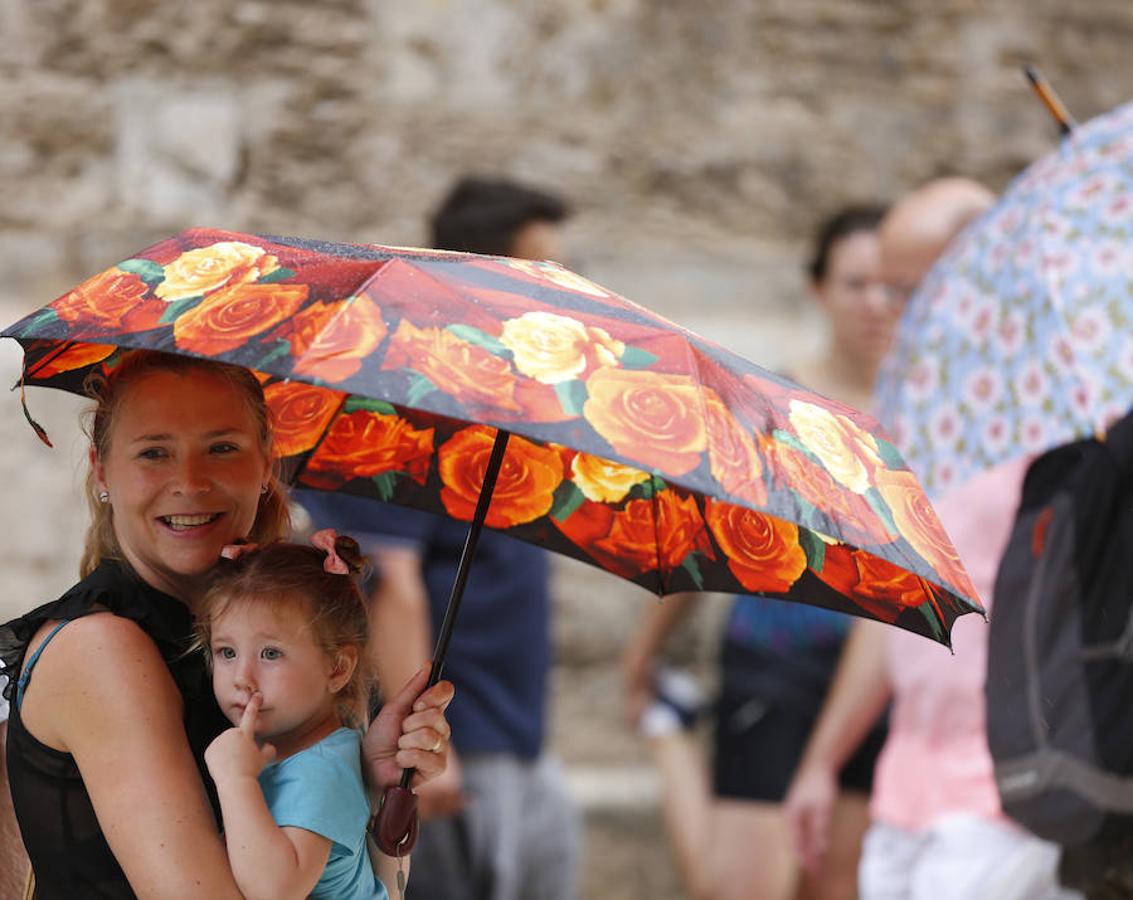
{"left": 299, "top": 176, "right": 582, "bottom": 900}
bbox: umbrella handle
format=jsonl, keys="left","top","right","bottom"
{"left": 370, "top": 785, "right": 419, "bottom": 856}
{"left": 392, "top": 428, "right": 512, "bottom": 805}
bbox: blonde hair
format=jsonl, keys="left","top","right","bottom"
{"left": 80, "top": 350, "right": 291, "bottom": 576}
{"left": 194, "top": 537, "right": 372, "bottom": 727}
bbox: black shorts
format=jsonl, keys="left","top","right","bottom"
{"left": 712, "top": 687, "right": 888, "bottom": 803}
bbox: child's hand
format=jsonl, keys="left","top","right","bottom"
{"left": 204, "top": 693, "right": 277, "bottom": 785}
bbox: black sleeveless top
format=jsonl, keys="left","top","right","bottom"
{"left": 0, "top": 560, "right": 229, "bottom": 899}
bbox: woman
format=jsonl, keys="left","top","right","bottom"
{"left": 623, "top": 206, "right": 896, "bottom": 900}
{"left": 0, "top": 350, "right": 452, "bottom": 897}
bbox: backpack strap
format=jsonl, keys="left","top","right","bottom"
{"left": 1103, "top": 407, "right": 1133, "bottom": 481}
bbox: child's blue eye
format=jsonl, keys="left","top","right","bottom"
{"left": 138, "top": 447, "right": 168, "bottom": 460}
{"left": 214, "top": 646, "right": 236, "bottom": 660}
{"left": 261, "top": 647, "right": 282, "bottom": 661}
{"left": 210, "top": 442, "right": 239, "bottom": 454}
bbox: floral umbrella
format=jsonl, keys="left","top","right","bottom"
{"left": 875, "top": 99, "right": 1133, "bottom": 497}
{"left": 5, "top": 228, "right": 981, "bottom": 648}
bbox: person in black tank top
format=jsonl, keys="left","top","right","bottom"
{"left": 0, "top": 350, "right": 454, "bottom": 897}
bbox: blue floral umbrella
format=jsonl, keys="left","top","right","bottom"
{"left": 875, "top": 100, "right": 1133, "bottom": 497}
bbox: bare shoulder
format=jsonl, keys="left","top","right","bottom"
{"left": 22, "top": 613, "right": 180, "bottom": 748}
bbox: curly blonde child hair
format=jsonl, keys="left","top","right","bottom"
{"left": 195, "top": 534, "right": 372, "bottom": 728}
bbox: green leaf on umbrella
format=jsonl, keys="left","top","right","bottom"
{"left": 772, "top": 428, "right": 815, "bottom": 459}
{"left": 345, "top": 396, "right": 397, "bottom": 416}
{"left": 446, "top": 324, "right": 511, "bottom": 358}
{"left": 258, "top": 267, "right": 296, "bottom": 284}
{"left": 371, "top": 471, "right": 398, "bottom": 502}
{"left": 405, "top": 372, "right": 437, "bottom": 406}
{"left": 159, "top": 295, "right": 205, "bottom": 324}
{"left": 916, "top": 601, "right": 945, "bottom": 641}
{"left": 256, "top": 340, "right": 293, "bottom": 370}
{"left": 550, "top": 480, "right": 586, "bottom": 522}
{"left": 631, "top": 476, "right": 667, "bottom": 500}
{"left": 874, "top": 437, "right": 906, "bottom": 471}
{"left": 681, "top": 553, "right": 705, "bottom": 589}
{"left": 117, "top": 258, "right": 166, "bottom": 286}
{"left": 620, "top": 346, "right": 659, "bottom": 369}
{"left": 799, "top": 528, "right": 827, "bottom": 572}
{"left": 864, "top": 488, "right": 899, "bottom": 538}
{"left": 554, "top": 380, "right": 588, "bottom": 416}
{"left": 22, "top": 308, "right": 60, "bottom": 332}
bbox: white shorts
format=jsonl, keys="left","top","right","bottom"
{"left": 859, "top": 815, "right": 1082, "bottom": 900}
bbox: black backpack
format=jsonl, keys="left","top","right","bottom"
{"left": 986, "top": 406, "right": 1133, "bottom": 848}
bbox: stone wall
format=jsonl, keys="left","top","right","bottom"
{"left": 2, "top": 2, "right": 1132, "bottom": 896}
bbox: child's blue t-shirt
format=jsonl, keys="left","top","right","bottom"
{"left": 258, "top": 727, "right": 388, "bottom": 900}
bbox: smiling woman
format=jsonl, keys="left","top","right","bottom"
{"left": 0, "top": 349, "right": 454, "bottom": 898}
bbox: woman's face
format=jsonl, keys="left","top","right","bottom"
{"left": 93, "top": 368, "right": 272, "bottom": 600}
{"left": 813, "top": 229, "right": 898, "bottom": 371}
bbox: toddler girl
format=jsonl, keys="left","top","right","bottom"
{"left": 198, "top": 530, "right": 395, "bottom": 900}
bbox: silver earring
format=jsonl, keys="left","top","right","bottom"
{"left": 97, "top": 491, "right": 109, "bottom": 503}
{"left": 260, "top": 484, "right": 269, "bottom": 495}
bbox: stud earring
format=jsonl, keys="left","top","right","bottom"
{"left": 260, "top": 484, "right": 269, "bottom": 495}
{"left": 97, "top": 491, "right": 109, "bottom": 503}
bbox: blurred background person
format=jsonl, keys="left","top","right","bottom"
{"left": 622, "top": 204, "right": 896, "bottom": 900}
{"left": 297, "top": 175, "right": 584, "bottom": 900}
{"left": 784, "top": 178, "right": 1079, "bottom": 900}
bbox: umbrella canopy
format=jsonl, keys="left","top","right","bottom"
{"left": 5, "top": 228, "right": 980, "bottom": 645}
{"left": 875, "top": 100, "right": 1133, "bottom": 497}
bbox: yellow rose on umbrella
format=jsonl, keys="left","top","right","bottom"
{"left": 788, "top": 399, "right": 882, "bottom": 495}
{"left": 156, "top": 241, "right": 280, "bottom": 302}
{"left": 570, "top": 451, "right": 650, "bottom": 502}
{"left": 499, "top": 311, "right": 624, "bottom": 384}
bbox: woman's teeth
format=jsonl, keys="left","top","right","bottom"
{"left": 161, "top": 513, "right": 221, "bottom": 531}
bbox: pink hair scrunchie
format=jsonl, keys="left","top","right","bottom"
{"left": 311, "top": 528, "right": 350, "bottom": 575}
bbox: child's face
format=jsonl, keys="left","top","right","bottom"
{"left": 209, "top": 596, "right": 347, "bottom": 742}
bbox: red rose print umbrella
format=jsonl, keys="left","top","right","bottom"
{"left": 5, "top": 229, "right": 981, "bottom": 845}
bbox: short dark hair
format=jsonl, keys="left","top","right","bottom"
{"left": 807, "top": 205, "right": 888, "bottom": 284}
{"left": 429, "top": 176, "right": 570, "bottom": 256}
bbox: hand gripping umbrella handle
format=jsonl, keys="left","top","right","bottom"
{"left": 371, "top": 786, "right": 419, "bottom": 856}
{"left": 376, "top": 428, "right": 513, "bottom": 853}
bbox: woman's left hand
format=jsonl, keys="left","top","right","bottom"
{"left": 363, "top": 664, "right": 454, "bottom": 793}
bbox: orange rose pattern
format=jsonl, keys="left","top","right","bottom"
{"left": 583, "top": 367, "right": 707, "bottom": 476}
{"left": 874, "top": 469, "right": 977, "bottom": 598}
{"left": 265, "top": 382, "right": 343, "bottom": 458}
{"left": 274, "top": 294, "right": 388, "bottom": 383}
{"left": 174, "top": 282, "right": 309, "bottom": 355}
{"left": 384, "top": 320, "right": 521, "bottom": 413}
{"left": 439, "top": 426, "right": 564, "bottom": 528}
{"left": 10, "top": 228, "right": 980, "bottom": 643}
{"left": 705, "top": 392, "right": 767, "bottom": 507}
{"left": 302, "top": 409, "right": 434, "bottom": 489}
{"left": 31, "top": 342, "right": 117, "bottom": 379}
{"left": 705, "top": 499, "right": 807, "bottom": 593}
{"left": 764, "top": 439, "right": 896, "bottom": 548}
{"left": 814, "top": 544, "right": 941, "bottom": 624}
{"left": 50, "top": 269, "right": 166, "bottom": 334}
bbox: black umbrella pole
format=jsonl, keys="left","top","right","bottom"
{"left": 398, "top": 427, "right": 511, "bottom": 791}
